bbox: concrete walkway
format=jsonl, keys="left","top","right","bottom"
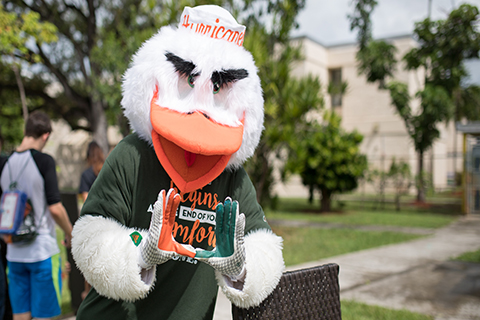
{"left": 62, "top": 214, "right": 480, "bottom": 320}
{"left": 215, "top": 214, "right": 480, "bottom": 320}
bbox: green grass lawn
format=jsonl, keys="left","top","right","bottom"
{"left": 341, "top": 300, "right": 433, "bottom": 320}
{"left": 273, "top": 226, "right": 424, "bottom": 266}
{"left": 267, "top": 197, "right": 459, "bottom": 267}
{"left": 452, "top": 249, "right": 480, "bottom": 263}
{"left": 266, "top": 198, "right": 458, "bottom": 229}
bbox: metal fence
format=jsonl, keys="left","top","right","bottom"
{"left": 465, "top": 136, "right": 480, "bottom": 214}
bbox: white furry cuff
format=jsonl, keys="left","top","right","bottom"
{"left": 71, "top": 215, "right": 155, "bottom": 302}
{"left": 216, "top": 229, "right": 284, "bottom": 308}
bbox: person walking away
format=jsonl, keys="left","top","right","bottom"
{"left": 0, "top": 111, "right": 73, "bottom": 320}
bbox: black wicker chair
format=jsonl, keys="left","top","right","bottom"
{"left": 232, "top": 263, "right": 341, "bottom": 320}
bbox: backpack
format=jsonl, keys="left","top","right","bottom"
{"left": 0, "top": 157, "right": 46, "bottom": 245}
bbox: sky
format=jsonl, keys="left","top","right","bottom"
{"left": 292, "top": 0, "right": 480, "bottom": 46}
{"left": 291, "top": 0, "right": 480, "bottom": 84}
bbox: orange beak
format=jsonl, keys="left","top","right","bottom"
{"left": 150, "top": 88, "right": 244, "bottom": 193}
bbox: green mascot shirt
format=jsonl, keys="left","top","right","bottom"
{"left": 76, "top": 134, "right": 270, "bottom": 320}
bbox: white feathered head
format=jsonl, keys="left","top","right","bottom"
{"left": 121, "top": 5, "right": 264, "bottom": 193}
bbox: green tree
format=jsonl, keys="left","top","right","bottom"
{"left": 456, "top": 84, "right": 480, "bottom": 121}
{"left": 0, "top": 4, "right": 57, "bottom": 148}
{"left": 243, "top": 0, "right": 327, "bottom": 207}
{"left": 387, "top": 81, "right": 454, "bottom": 202}
{"left": 350, "top": 2, "right": 480, "bottom": 203}
{"left": 0, "top": 62, "right": 24, "bottom": 152}
{"left": 1, "top": 0, "right": 219, "bottom": 153}
{"left": 287, "top": 112, "right": 368, "bottom": 212}
{"left": 348, "top": 0, "right": 397, "bottom": 88}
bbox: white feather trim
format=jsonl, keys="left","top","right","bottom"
{"left": 121, "top": 25, "right": 264, "bottom": 168}
{"left": 71, "top": 215, "right": 155, "bottom": 302}
{"left": 216, "top": 229, "right": 284, "bottom": 308}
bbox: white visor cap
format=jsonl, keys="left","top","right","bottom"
{"left": 178, "top": 5, "right": 246, "bottom": 47}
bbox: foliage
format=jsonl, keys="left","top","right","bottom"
{"left": 348, "top": 0, "right": 397, "bottom": 88}
{"left": 356, "top": 40, "right": 397, "bottom": 88}
{"left": 404, "top": 5, "right": 480, "bottom": 89}
{"left": 327, "top": 80, "right": 348, "bottom": 99}
{"left": 0, "top": 4, "right": 58, "bottom": 144}
{"left": 348, "top": 0, "right": 377, "bottom": 49}
{"left": 453, "top": 249, "right": 480, "bottom": 263}
{"left": 286, "top": 111, "right": 368, "bottom": 212}
{"left": 350, "top": 1, "right": 480, "bottom": 203}
{"left": 456, "top": 84, "right": 480, "bottom": 121}
{"left": 1, "top": 0, "right": 219, "bottom": 152}
{"left": 0, "top": 61, "right": 22, "bottom": 151}
{"left": 388, "top": 81, "right": 454, "bottom": 156}
{"left": 388, "top": 158, "right": 412, "bottom": 211}
{"left": 0, "top": 91, "right": 24, "bottom": 152}
{"left": 243, "top": 0, "right": 326, "bottom": 207}
{"left": 0, "top": 4, "right": 57, "bottom": 59}
{"left": 387, "top": 5, "right": 480, "bottom": 201}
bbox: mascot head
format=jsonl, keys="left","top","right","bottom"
{"left": 121, "top": 5, "right": 264, "bottom": 193}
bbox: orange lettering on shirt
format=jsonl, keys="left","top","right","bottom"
{"left": 186, "top": 219, "right": 200, "bottom": 245}
{"left": 173, "top": 221, "right": 216, "bottom": 248}
{"left": 173, "top": 223, "right": 190, "bottom": 242}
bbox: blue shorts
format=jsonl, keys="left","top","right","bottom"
{"left": 7, "top": 254, "right": 62, "bottom": 318}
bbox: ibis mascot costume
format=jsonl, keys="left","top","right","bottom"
{"left": 72, "top": 5, "right": 285, "bottom": 319}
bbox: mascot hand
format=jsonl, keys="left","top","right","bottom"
{"left": 195, "top": 198, "right": 246, "bottom": 277}
{"left": 138, "top": 189, "right": 195, "bottom": 269}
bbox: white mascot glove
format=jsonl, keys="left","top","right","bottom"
{"left": 195, "top": 198, "right": 246, "bottom": 278}
{"left": 138, "top": 189, "right": 196, "bottom": 269}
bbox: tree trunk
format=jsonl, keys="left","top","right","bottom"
{"left": 308, "top": 184, "right": 314, "bottom": 204}
{"left": 320, "top": 188, "right": 332, "bottom": 212}
{"left": 380, "top": 176, "right": 386, "bottom": 210}
{"left": 12, "top": 64, "right": 28, "bottom": 123}
{"left": 91, "top": 100, "right": 109, "bottom": 156}
{"left": 395, "top": 194, "right": 401, "bottom": 211}
{"left": 417, "top": 150, "right": 426, "bottom": 203}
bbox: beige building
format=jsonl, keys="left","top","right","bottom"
{"left": 275, "top": 35, "right": 463, "bottom": 198}
{"left": 43, "top": 120, "right": 123, "bottom": 191}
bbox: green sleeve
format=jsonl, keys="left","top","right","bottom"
{"left": 232, "top": 168, "right": 271, "bottom": 234}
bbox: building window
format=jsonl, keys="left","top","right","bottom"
{"left": 328, "top": 68, "right": 345, "bottom": 107}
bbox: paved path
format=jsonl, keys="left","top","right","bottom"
{"left": 61, "top": 214, "right": 480, "bottom": 320}
{"left": 214, "top": 214, "right": 480, "bottom": 319}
